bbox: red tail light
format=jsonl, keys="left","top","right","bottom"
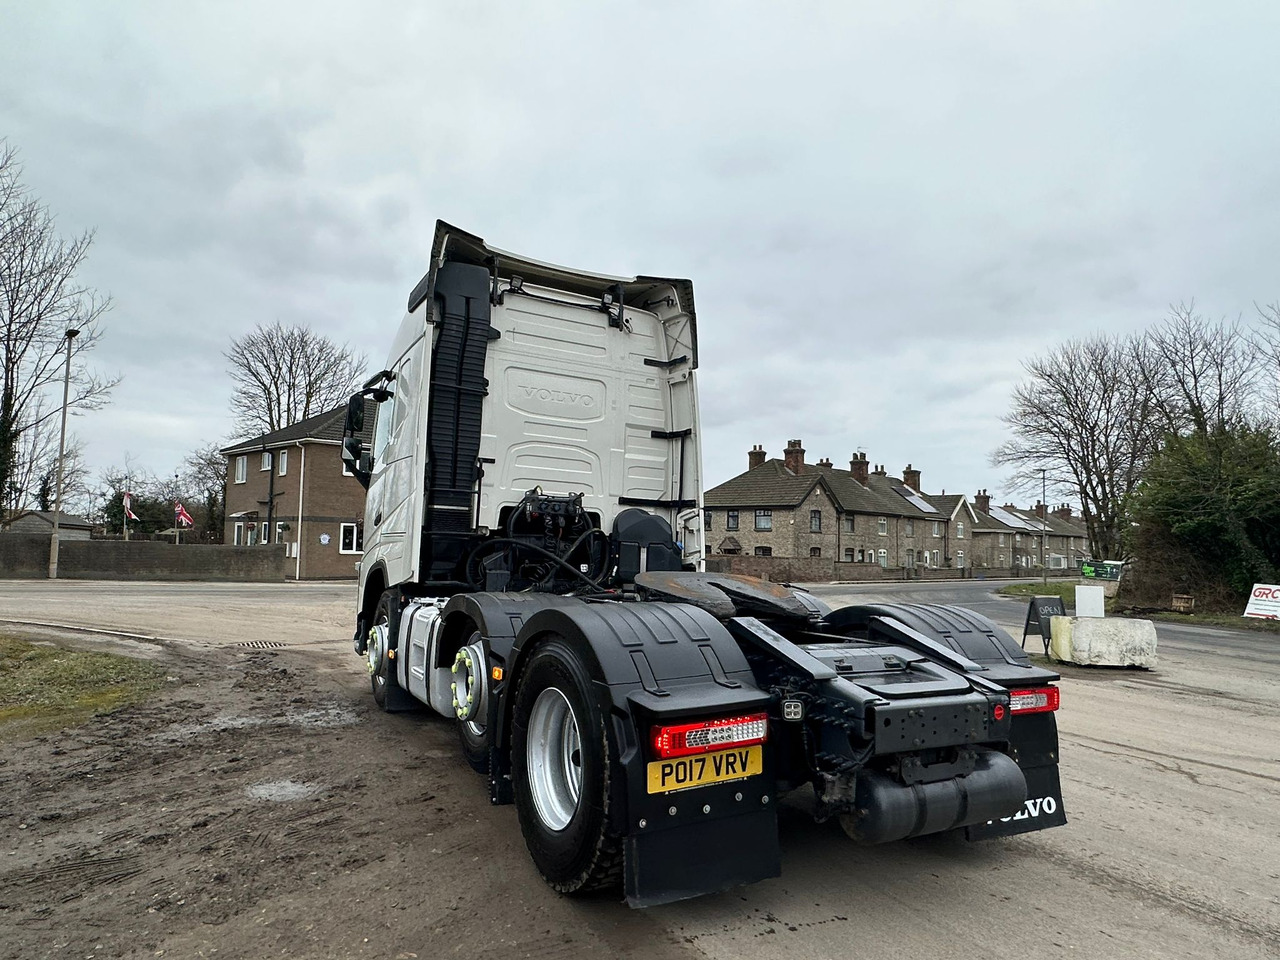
{"left": 650, "top": 712, "right": 769, "bottom": 759}
{"left": 1008, "top": 686, "right": 1060, "bottom": 714}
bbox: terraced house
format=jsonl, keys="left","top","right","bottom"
{"left": 703, "top": 441, "right": 972, "bottom": 578}
{"left": 968, "top": 491, "right": 1088, "bottom": 570}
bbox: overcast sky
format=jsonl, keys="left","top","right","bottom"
{"left": 3, "top": 1, "right": 1279, "bottom": 504}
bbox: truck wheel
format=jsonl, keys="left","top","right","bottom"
{"left": 369, "top": 590, "right": 412, "bottom": 712}
{"left": 457, "top": 631, "right": 491, "bottom": 773}
{"left": 512, "top": 637, "right": 623, "bottom": 894}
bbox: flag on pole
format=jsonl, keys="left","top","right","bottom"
{"left": 123, "top": 491, "right": 140, "bottom": 521}
{"left": 175, "top": 501, "right": 194, "bottom": 527}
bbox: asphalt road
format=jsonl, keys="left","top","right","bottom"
{"left": 1, "top": 578, "right": 1277, "bottom": 959}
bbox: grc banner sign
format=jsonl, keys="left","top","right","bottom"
{"left": 1243, "top": 584, "right": 1280, "bottom": 620}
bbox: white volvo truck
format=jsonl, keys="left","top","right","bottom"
{"left": 344, "top": 221, "right": 1066, "bottom": 906}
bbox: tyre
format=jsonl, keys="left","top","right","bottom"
{"left": 368, "top": 589, "right": 413, "bottom": 712}
{"left": 511, "top": 636, "right": 623, "bottom": 894}
{"left": 457, "top": 631, "right": 491, "bottom": 773}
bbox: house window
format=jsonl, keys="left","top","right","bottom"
{"left": 877, "top": 517, "right": 887, "bottom": 536}
{"left": 810, "top": 546, "right": 821, "bottom": 558}
{"left": 278, "top": 450, "right": 288, "bottom": 476}
{"left": 261, "top": 452, "right": 271, "bottom": 471}
{"left": 905, "top": 519, "right": 914, "bottom": 536}
{"left": 931, "top": 550, "right": 940, "bottom": 566}
{"left": 957, "top": 550, "right": 965, "bottom": 567}
{"left": 275, "top": 522, "right": 287, "bottom": 542}
{"left": 1015, "top": 534, "right": 1021, "bottom": 544}
{"left": 704, "top": 509, "right": 712, "bottom": 531}
{"left": 841, "top": 516, "right": 853, "bottom": 533}
{"left": 877, "top": 548, "right": 887, "bottom": 568}
{"left": 340, "top": 522, "right": 364, "bottom": 554}
{"left": 726, "top": 510, "right": 739, "bottom": 531}
{"left": 932, "top": 521, "right": 941, "bottom": 537}
{"left": 957, "top": 521, "right": 964, "bottom": 539}
{"left": 810, "top": 510, "right": 822, "bottom": 533}
{"left": 856, "top": 548, "right": 865, "bottom": 562}
{"left": 233, "top": 522, "right": 245, "bottom": 546}
{"left": 234, "top": 456, "right": 247, "bottom": 484}
{"left": 259, "top": 521, "right": 269, "bottom": 543}
{"left": 904, "top": 550, "right": 914, "bottom": 568}
{"left": 999, "top": 554, "right": 1005, "bottom": 564}
{"left": 844, "top": 548, "right": 854, "bottom": 561}
{"left": 754, "top": 510, "right": 772, "bottom": 531}
{"left": 754, "top": 545, "right": 772, "bottom": 557}
{"left": 999, "top": 533, "right": 1006, "bottom": 546}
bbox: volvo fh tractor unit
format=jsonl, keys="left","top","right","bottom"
{"left": 344, "top": 221, "right": 1066, "bottom": 906}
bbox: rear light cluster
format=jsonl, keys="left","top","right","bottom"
{"left": 1008, "top": 686, "right": 1060, "bottom": 714}
{"left": 651, "top": 712, "right": 769, "bottom": 759}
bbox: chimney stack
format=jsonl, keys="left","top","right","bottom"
{"left": 872, "top": 463, "right": 887, "bottom": 477}
{"left": 974, "top": 489, "right": 991, "bottom": 514}
{"left": 1034, "top": 501, "right": 1046, "bottom": 520}
{"left": 748, "top": 444, "right": 766, "bottom": 471}
{"left": 902, "top": 463, "right": 921, "bottom": 491}
{"left": 850, "top": 452, "right": 869, "bottom": 484}
{"left": 1053, "top": 503, "right": 1073, "bottom": 520}
{"left": 817, "top": 457, "right": 832, "bottom": 469}
{"left": 783, "top": 439, "right": 806, "bottom": 475}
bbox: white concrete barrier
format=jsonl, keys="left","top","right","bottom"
{"left": 1049, "top": 615, "right": 1158, "bottom": 668}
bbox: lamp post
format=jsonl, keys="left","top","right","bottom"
{"left": 47, "top": 326, "right": 81, "bottom": 579}
{"left": 1041, "top": 468, "right": 1048, "bottom": 586}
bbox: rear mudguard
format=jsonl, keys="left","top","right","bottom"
{"left": 438, "top": 592, "right": 782, "bottom": 907}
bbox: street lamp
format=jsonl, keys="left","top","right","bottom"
{"left": 47, "top": 325, "right": 81, "bottom": 579}
{"left": 1041, "top": 468, "right": 1048, "bottom": 585}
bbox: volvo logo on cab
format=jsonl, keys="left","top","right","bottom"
{"left": 519, "top": 385, "right": 594, "bottom": 407}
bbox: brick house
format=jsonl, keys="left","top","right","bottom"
{"left": 221, "top": 407, "right": 373, "bottom": 579}
{"left": 703, "top": 441, "right": 961, "bottom": 570}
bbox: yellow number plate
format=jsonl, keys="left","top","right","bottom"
{"left": 646, "top": 745, "right": 763, "bottom": 794}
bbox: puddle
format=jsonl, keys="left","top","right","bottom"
{"left": 245, "top": 779, "right": 322, "bottom": 802}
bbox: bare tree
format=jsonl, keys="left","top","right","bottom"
{"left": 226, "top": 321, "right": 366, "bottom": 438}
{"left": 1140, "top": 302, "right": 1262, "bottom": 434}
{"left": 1255, "top": 302, "right": 1280, "bottom": 421}
{"left": 992, "top": 332, "right": 1165, "bottom": 560}
{"left": 182, "top": 442, "right": 229, "bottom": 536}
{"left": 0, "top": 141, "right": 118, "bottom": 516}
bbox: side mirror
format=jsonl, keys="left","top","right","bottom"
{"left": 345, "top": 394, "right": 365, "bottom": 434}
{"left": 342, "top": 435, "right": 371, "bottom": 489}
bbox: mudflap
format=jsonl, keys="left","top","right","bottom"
{"left": 966, "top": 763, "right": 1067, "bottom": 839}
{"left": 625, "top": 805, "right": 780, "bottom": 908}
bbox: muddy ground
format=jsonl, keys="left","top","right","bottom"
{"left": 1, "top": 580, "right": 1278, "bottom": 960}
{"left": 0, "top": 629, "right": 695, "bottom": 960}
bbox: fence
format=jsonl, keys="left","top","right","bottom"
{"left": 0, "top": 535, "right": 286, "bottom": 581}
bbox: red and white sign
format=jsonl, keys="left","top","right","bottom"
{"left": 1243, "top": 584, "right": 1280, "bottom": 620}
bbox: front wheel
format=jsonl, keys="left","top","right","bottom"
{"left": 368, "top": 590, "right": 413, "bottom": 712}
{"left": 512, "top": 637, "right": 623, "bottom": 894}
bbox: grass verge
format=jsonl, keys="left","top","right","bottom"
{"left": 996, "top": 581, "right": 1080, "bottom": 604}
{"left": 0, "top": 635, "right": 166, "bottom": 741}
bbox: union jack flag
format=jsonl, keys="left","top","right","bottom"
{"left": 174, "top": 501, "right": 194, "bottom": 527}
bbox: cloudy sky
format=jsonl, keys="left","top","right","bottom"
{"left": 3, "top": 1, "right": 1279, "bottom": 503}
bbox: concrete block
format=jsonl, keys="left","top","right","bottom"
{"left": 1049, "top": 615, "right": 1157, "bottom": 668}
